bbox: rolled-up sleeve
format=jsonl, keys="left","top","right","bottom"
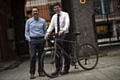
{"left": 63, "top": 13, "right": 70, "bottom": 31}
{"left": 47, "top": 17, "right": 55, "bottom": 33}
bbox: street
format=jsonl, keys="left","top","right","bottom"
{"left": 0, "top": 55, "right": 120, "bottom": 80}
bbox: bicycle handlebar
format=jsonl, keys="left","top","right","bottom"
{"left": 47, "top": 32, "right": 81, "bottom": 40}
{"left": 47, "top": 33, "right": 57, "bottom": 40}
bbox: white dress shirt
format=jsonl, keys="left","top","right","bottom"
{"left": 47, "top": 11, "right": 70, "bottom": 33}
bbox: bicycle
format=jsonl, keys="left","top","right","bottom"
{"left": 41, "top": 32, "right": 99, "bottom": 78}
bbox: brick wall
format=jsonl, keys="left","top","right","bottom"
{"left": 71, "top": 0, "right": 98, "bottom": 51}
{"left": 26, "top": 5, "right": 50, "bottom": 21}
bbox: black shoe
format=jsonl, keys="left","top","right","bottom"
{"left": 61, "top": 71, "right": 69, "bottom": 75}
{"left": 51, "top": 70, "right": 59, "bottom": 75}
{"left": 39, "top": 72, "right": 45, "bottom": 77}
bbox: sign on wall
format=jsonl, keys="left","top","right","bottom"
{"left": 80, "top": 0, "right": 86, "bottom": 4}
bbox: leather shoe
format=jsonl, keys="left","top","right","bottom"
{"left": 30, "top": 74, "right": 35, "bottom": 79}
{"left": 51, "top": 70, "right": 59, "bottom": 75}
{"left": 61, "top": 71, "right": 69, "bottom": 75}
{"left": 39, "top": 72, "right": 45, "bottom": 77}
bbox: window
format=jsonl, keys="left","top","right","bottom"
{"left": 93, "top": 0, "right": 110, "bottom": 14}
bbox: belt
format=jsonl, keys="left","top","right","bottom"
{"left": 30, "top": 36, "right": 44, "bottom": 39}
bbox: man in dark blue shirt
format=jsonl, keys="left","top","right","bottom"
{"left": 25, "top": 7, "right": 47, "bottom": 79}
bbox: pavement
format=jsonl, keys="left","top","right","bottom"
{"left": 0, "top": 44, "right": 120, "bottom": 80}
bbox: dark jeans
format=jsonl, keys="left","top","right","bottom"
{"left": 29, "top": 38, "right": 45, "bottom": 74}
{"left": 56, "top": 33, "right": 70, "bottom": 71}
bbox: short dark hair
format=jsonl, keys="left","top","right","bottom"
{"left": 32, "top": 6, "right": 39, "bottom": 11}
{"left": 53, "top": 2, "right": 62, "bottom": 7}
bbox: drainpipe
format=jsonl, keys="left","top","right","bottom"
{"left": 101, "top": 0, "right": 105, "bottom": 17}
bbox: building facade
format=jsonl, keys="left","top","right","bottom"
{"left": 0, "top": 0, "right": 120, "bottom": 62}
{"left": 94, "top": 0, "right": 120, "bottom": 44}
{"left": 0, "top": 0, "right": 27, "bottom": 62}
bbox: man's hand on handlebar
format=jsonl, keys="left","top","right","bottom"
{"left": 45, "top": 32, "right": 50, "bottom": 40}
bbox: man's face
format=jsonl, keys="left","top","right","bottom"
{"left": 32, "top": 8, "right": 39, "bottom": 17}
{"left": 53, "top": 5, "right": 61, "bottom": 14}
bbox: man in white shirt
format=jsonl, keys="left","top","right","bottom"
{"left": 45, "top": 3, "right": 70, "bottom": 75}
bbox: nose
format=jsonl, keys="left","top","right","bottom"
{"left": 34, "top": 12, "right": 37, "bottom": 13}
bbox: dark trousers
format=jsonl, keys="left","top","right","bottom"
{"left": 29, "top": 38, "right": 45, "bottom": 74}
{"left": 56, "top": 33, "right": 70, "bottom": 71}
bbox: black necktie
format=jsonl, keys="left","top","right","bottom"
{"left": 57, "top": 14, "right": 60, "bottom": 33}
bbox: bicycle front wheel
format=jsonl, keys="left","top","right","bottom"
{"left": 78, "top": 43, "right": 99, "bottom": 70}
{"left": 41, "top": 49, "right": 62, "bottom": 78}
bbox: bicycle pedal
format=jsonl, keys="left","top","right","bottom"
{"left": 71, "top": 63, "right": 75, "bottom": 66}
{"left": 70, "top": 62, "right": 75, "bottom": 66}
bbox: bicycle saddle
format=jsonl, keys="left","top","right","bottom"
{"left": 72, "top": 32, "right": 81, "bottom": 35}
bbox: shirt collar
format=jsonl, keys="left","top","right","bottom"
{"left": 57, "top": 11, "right": 62, "bottom": 16}
{"left": 32, "top": 17, "right": 40, "bottom": 21}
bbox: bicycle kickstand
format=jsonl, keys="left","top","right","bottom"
{"left": 74, "top": 64, "right": 79, "bottom": 69}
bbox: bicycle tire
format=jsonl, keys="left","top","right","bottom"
{"left": 77, "top": 43, "right": 99, "bottom": 70}
{"left": 41, "top": 49, "right": 63, "bottom": 78}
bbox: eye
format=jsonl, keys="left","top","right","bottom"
{"left": 32, "top": 10, "right": 38, "bottom": 12}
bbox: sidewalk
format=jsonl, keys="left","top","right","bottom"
{"left": 0, "top": 44, "right": 120, "bottom": 80}
{"left": 0, "top": 54, "right": 120, "bottom": 80}
{"left": 1, "top": 44, "right": 120, "bottom": 72}
{"left": 0, "top": 57, "right": 23, "bottom": 72}
{"left": 99, "top": 44, "right": 120, "bottom": 56}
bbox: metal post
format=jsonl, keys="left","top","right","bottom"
{"left": 106, "top": 14, "right": 111, "bottom": 43}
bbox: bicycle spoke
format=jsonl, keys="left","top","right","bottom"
{"left": 78, "top": 43, "right": 99, "bottom": 70}
{"left": 41, "top": 49, "right": 62, "bottom": 78}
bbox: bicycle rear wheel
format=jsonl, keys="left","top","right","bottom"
{"left": 78, "top": 43, "right": 98, "bottom": 70}
{"left": 41, "top": 49, "right": 62, "bottom": 78}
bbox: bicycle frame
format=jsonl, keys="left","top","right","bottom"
{"left": 42, "top": 33, "right": 98, "bottom": 78}
{"left": 52, "top": 35, "right": 80, "bottom": 61}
